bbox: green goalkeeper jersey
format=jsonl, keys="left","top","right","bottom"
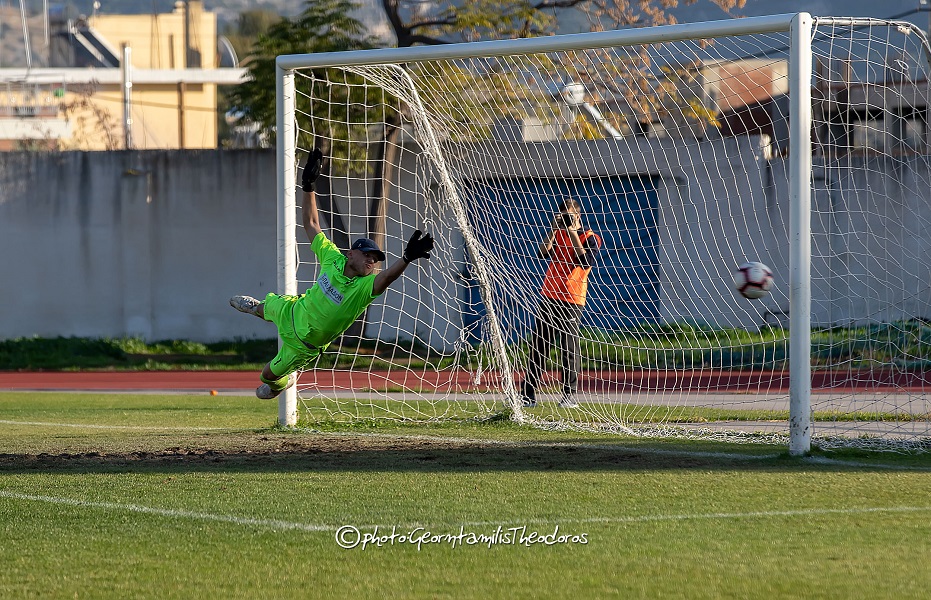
{"left": 292, "top": 232, "right": 381, "bottom": 348}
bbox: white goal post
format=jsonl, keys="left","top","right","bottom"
{"left": 274, "top": 12, "right": 931, "bottom": 454}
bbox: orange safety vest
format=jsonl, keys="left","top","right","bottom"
{"left": 541, "top": 229, "right": 602, "bottom": 306}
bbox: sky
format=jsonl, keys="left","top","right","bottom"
{"left": 10, "top": 1, "right": 931, "bottom": 32}
{"left": 348, "top": 0, "right": 931, "bottom": 44}
{"left": 4, "top": 0, "right": 931, "bottom": 66}
{"left": 675, "top": 0, "right": 927, "bottom": 24}
{"left": 564, "top": 0, "right": 931, "bottom": 33}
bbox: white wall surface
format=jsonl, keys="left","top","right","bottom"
{"left": 0, "top": 150, "right": 279, "bottom": 342}
{"left": 2, "top": 142, "right": 929, "bottom": 344}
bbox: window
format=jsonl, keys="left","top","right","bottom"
{"left": 850, "top": 118, "right": 886, "bottom": 151}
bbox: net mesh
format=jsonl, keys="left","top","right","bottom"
{"left": 287, "top": 17, "right": 931, "bottom": 451}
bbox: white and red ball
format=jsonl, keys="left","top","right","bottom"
{"left": 734, "top": 261, "right": 774, "bottom": 299}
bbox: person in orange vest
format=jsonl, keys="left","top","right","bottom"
{"left": 520, "top": 198, "right": 601, "bottom": 408}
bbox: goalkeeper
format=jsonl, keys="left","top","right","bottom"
{"left": 230, "top": 149, "right": 435, "bottom": 399}
{"left": 520, "top": 198, "right": 601, "bottom": 408}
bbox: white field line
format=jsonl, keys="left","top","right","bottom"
{"left": 2, "top": 490, "right": 930, "bottom": 534}
{"left": 803, "top": 456, "right": 931, "bottom": 471}
{"left": 463, "top": 505, "right": 931, "bottom": 528}
{"left": 0, "top": 490, "right": 331, "bottom": 532}
{"left": 0, "top": 419, "right": 231, "bottom": 431}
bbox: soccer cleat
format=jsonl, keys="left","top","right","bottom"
{"left": 520, "top": 382, "right": 536, "bottom": 408}
{"left": 558, "top": 395, "right": 579, "bottom": 409}
{"left": 255, "top": 383, "right": 280, "bottom": 400}
{"left": 230, "top": 295, "right": 262, "bottom": 316}
{"left": 255, "top": 373, "right": 297, "bottom": 400}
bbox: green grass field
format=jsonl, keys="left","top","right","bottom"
{"left": 2, "top": 391, "right": 931, "bottom": 599}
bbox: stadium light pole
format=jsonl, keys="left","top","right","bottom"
{"left": 788, "top": 12, "right": 813, "bottom": 455}
{"left": 275, "top": 63, "right": 299, "bottom": 427}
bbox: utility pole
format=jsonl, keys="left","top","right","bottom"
{"left": 921, "top": 1, "right": 931, "bottom": 38}
{"left": 42, "top": 0, "right": 49, "bottom": 51}
{"left": 183, "top": 0, "right": 191, "bottom": 69}
{"left": 18, "top": 0, "right": 32, "bottom": 68}
{"left": 122, "top": 44, "right": 133, "bottom": 150}
{"left": 178, "top": 82, "right": 186, "bottom": 149}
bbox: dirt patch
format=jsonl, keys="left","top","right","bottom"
{"left": 0, "top": 431, "right": 729, "bottom": 474}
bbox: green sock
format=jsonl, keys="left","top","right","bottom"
{"left": 261, "top": 373, "right": 290, "bottom": 391}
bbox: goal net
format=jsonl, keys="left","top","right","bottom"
{"left": 277, "top": 14, "right": 931, "bottom": 452}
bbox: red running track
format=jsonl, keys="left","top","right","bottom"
{"left": 1, "top": 370, "right": 929, "bottom": 392}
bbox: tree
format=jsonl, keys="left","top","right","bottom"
{"left": 221, "top": 9, "right": 281, "bottom": 66}
{"left": 229, "top": 0, "right": 376, "bottom": 281}
{"left": 230, "top": 0, "right": 746, "bottom": 342}
{"left": 382, "top": 0, "right": 587, "bottom": 45}
{"left": 367, "top": 0, "right": 746, "bottom": 238}
{"left": 378, "top": 0, "right": 747, "bottom": 45}
{"left": 574, "top": 1, "right": 745, "bottom": 138}
{"left": 582, "top": 0, "right": 745, "bottom": 31}
{"left": 228, "top": 0, "right": 373, "bottom": 140}
{"left": 60, "top": 84, "right": 122, "bottom": 150}
{"left": 228, "top": 0, "right": 379, "bottom": 343}
{"left": 218, "top": 9, "right": 281, "bottom": 147}
{"left": 367, "top": 0, "right": 591, "bottom": 267}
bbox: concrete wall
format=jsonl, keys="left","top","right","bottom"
{"left": 2, "top": 143, "right": 930, "bottom": 344}
{"left": 808, "top": 155, "right": 931, "bottom": 326}
{"left": 0, "top": 150, "right": 278, "bottom": 342}
{"left": 450, "top": 134, "right": 786, "bottom": 331}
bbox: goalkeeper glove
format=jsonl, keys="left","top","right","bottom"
{"left": 301, "top": 148, "right": 324, "bottom": 192}
{"left": 403, "top": 230, "right": 435, "bottom": 263}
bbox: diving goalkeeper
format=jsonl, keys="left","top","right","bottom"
{"left": 230, "top": 149, "right": 435, "bottom": 399}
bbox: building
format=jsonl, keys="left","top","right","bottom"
{"left": 0, "top": 1, "right": 245, "bottom": 150}
{"left": 484, "top": 59, "right": 790, "bottom": 144}
{"left": 717, "top": 57, "right": 931, "bottom": 157}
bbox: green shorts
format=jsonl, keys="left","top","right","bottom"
{"left": 262, "top": 292, "right": 326, "bottom": 378}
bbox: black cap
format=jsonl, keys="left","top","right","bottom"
{"left": 350, "top": 238, "right": 386, "bottom": 262}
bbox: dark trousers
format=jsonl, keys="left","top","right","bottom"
{"left": 525, "top": 298, "right": 583, "bottom": 396}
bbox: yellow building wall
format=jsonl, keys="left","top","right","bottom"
{"left": 59, "top": 4, "right": 219, "bottom": 150}
{"left": 91, "top": 3, "right": 217, "bottom": 70}
{"left": 64, "top": 83, "right": 217, "bottom": 150}
{"left": 58, "top": 84, "right": 123, "bottom": 150}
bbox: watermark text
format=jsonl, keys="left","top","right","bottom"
{"left": 335, "top": 525, "right": 588, "bottom": 550}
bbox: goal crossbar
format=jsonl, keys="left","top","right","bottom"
{"left": 276, "top": 13, "right": 798, "bottom": 71}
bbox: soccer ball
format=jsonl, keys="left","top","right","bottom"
{"left": 733, "top": 262, "right": 774, "bottom": 299}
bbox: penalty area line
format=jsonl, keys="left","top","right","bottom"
{"left": 500, "top": 505, "right": 931, "bottom": 528}
{"left": 2, "top": 490, "right": 930, "bottom": 534}
{"left": 0, "top": 490, "right": 331, "bottom": 532}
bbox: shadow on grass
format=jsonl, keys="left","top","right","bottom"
{"left": 3, "top": 430, "right": 923, "bottom": 475}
